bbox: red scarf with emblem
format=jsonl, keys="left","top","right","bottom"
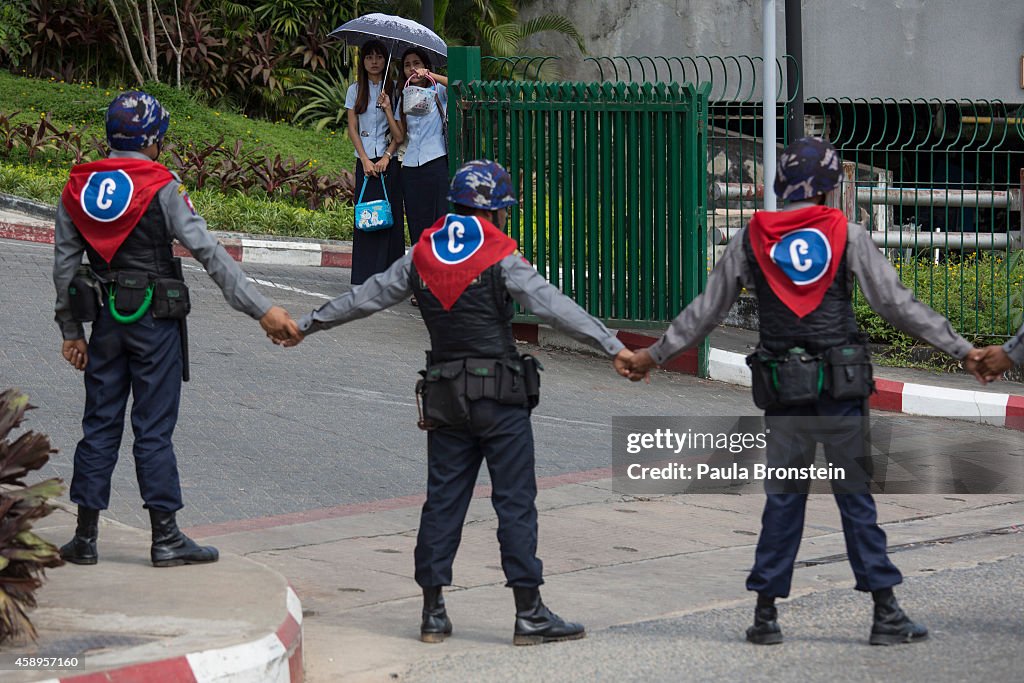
{"left": 748, "top": 205, "right": 848, "bottom": 318}
{"left": 60, "top": 158, "right": 174, "bottom": 263}
{"left": 412, "top": 214, "right": 518, "bottom": 310}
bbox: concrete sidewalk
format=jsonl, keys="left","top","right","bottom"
{"left": 9, "top": 485, "right": 1022, "bottom": 682}
{"left": 197, "top": 483, "right": 1024, "bottom": 682}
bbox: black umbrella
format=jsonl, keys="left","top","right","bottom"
{"left": 330, "top": 13, "right": 448, "bottom": 67}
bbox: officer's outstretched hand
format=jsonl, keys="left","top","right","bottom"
{"left": 624, "top": 347, "right": 657, "bottom": 383}
{"left": 613, "top": 348, "right": 635, "bottom": 379}
{"left": 62, "top": 339, "right": 88, "bottom": 371}
{"left": 961, "top": 348, "right": 991, "bottom": 385}
{"left": 260, "top": 306, "right": 301, "bottom": 345}
{"left": 973, "top": 345, "right": 1014, "bottom": 382}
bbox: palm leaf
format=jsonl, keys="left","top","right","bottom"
{"left": 517, "top": 14, "right": 586, "bottom": 53}
{"left": 481, "top": 23, "right": 522, "bottom": 58}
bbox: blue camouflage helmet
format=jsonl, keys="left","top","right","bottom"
{"left": 773, "top": 136, "right": 842, "bottom": 201}
{"left": 105, "top": 91, "right": 170, "bottom": 152}
{"left": 447, "top": 159, "right": 518, "bottom": 211}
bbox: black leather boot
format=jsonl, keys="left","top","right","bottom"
{"left": 869, "top": 588, "right": 928, "bottom": 645}
{"left": 149, "top": 510, "right": 219, "bottom": 567}
{"left": 420, "top": 586, "right": 453, "bottom": 643}
{"left": 746, "top": 595, "right": 783, "bottom": 645}
{"left": 512, "top": 587, "right": 585, "bottom": 646}
{"left": 60, "top": 507, "right": 100, "bottom": 565}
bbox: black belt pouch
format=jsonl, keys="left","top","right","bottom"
{"left": 113, "top": 271, "right": 151, "bottom": 313}
{"left": 826, "top": 344, "right": 874, "bottom": 400}
{"left": 420, "top": 360, "right": 470, "bottom": 428}
{"left": 465, "top": 359, "right": 499, "bottom": 401}
{"left": 152, "top": 279, "right": 191, "bottom": 320}
{"left": 745, "top": 350, "right": 781, "bottom": 410}
{"left": 68, "top": 267, "right": 100, "bottom": 322}
{"left": 521, "top": 354, "right": 543, "bottom": 409}
{"left": 775, "top": 348, "right": 825, "bottom": 406}
{"left": 495, "top": 358, "right": 529, "bottom": 407}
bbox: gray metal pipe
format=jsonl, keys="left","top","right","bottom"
{"left": 712, "top": 182, "right": 1021, "bottom": 210}
{"left": 711, "top": 226, "right": 1021, "bottom": 250}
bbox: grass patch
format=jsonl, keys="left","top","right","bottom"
{"left": 0, "top": 73, "right": 355, "bottom": 174}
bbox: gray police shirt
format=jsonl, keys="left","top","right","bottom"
{"left": 647, "top": 208, "right": 974, "bottom": 366}
{"left": 53, "top": 151, "right": 272, "bottom": 340}
{"left": 298, "top": 251, "right": 625, "bottom": 357}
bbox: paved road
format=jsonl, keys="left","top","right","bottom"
{"left": 2, "top": 238, "right": 745, "bottom": 527}
{"left": 3, "top": 238, "right": 1022, "bottom": 529}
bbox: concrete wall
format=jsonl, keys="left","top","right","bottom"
{"left": 522, "top": 0, "right": 1024, "bottom": 102}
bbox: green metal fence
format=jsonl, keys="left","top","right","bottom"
{"left": 448, "top": 50, "right": 1024, "bottom": 347}
{"left": 594, "top": 56, "right": 1024, "bottom": 341}
{"left": 448, "top": 53, "right": 712, "bottom": 365}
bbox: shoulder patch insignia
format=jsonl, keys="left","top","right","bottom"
{"left": 178, "top": 185, "right": 197, "bottom": 215}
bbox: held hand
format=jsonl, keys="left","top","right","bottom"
{"left": 279, "top": 330, "right": 305, "bottom": 348}
{"left": 962, "top": 348, "right": 988, "bottom": 385}
{"left": 362, "top": 157, "right": 377, "bottom": 177}
{"left": 975, "top": 345, "right": 1014, "bottom": 382}
{"left": 414, "top": 68, "right": 431, "bottom": 81}
{"left": 626, "top": 348, "right": 657, "bottom": 383}
{"left": 373, "top": 155, "right": 390, "bottom": 174}
{"left": 260, "top": 306, "right": 300, "bottom": 344}
{"left": 377, "top": 92, "right": 391, "bottom": 110}
{"left": 62, "top": 339, "right": 88, "bottom": 371}
{"left": 613, "top": 348, "right": 634, "bottom": 378}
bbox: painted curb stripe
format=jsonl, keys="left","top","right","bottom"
{"left": 52, "top": 583, "right": 304, "bottom": 682}
{"left": 61, "top": 657, "right": 197, "bottom": 682}
{"left": 1, "top": 222, "right": 351, "bottom": 269}
{"left": 513, "top": 322, "right": 1023, "bottom": 430}
{"left": 241, "top": 238, "right": 322, "bottom": 267}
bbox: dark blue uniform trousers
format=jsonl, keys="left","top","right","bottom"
{"left": 414, "top": 399, "right": 544, "bottom": 588}
{"left": 70, "top": 306, "right": 184, "bottom": 512}
{"left": 746, "top": 395, "right": 902, "bottom": 598}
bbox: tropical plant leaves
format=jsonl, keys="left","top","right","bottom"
{"left": 0, "top": 388, "right": 63, "bottom": 644}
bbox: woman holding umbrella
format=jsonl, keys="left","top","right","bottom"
{"left": 345, "top": 40, "right": 406, "bottom": 285}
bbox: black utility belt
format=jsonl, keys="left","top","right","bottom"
{"left": 415, "top": 355, "right": 543, "bottom": 430}
{"left": 745, "top": 343, "right": 874, "bottom": 409}
{"left": 69, "top": 267, "right": 191, "bottom": 323}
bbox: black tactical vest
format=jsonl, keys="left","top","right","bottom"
{"left": 410, "top": 262, "right": 519, "bottom": 362}
{"left": 743, "top": 229, "right": 858, "bottom": 353}
{"left": 84, "top": 195, "right": 176, "bottom": 279}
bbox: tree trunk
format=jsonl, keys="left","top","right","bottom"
{"left": 105, "top": 0, "right": 147, "bottom": 86}
{"left": 145, "top": 0, "right": 158, "bottom": 81}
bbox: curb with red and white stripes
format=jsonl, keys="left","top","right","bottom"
{"left": 514, "top": 324, "right": 1024, "bottom": 432}
{"left": 0, "top": 221, "right": 353, "bottom": 269}
{"left": 4, "top": 219, "right": 1021, "bottom": 430}
{"left": 38, "top": 585, "right": 303, "bottom": 683}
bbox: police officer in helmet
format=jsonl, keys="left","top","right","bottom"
{"left": 627, "top": 137, "right": 985, "bottom": 645}
{"left": 54, "top": 91, "right": 299, "bottom": 567}
{"left": 289, "top": 159, "right": 635, "bottom": 645}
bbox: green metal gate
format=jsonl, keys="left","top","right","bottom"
{"left": 447, "top": 49, "right": 711, "bottom": 371}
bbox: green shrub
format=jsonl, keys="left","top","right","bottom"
{"left": 855, "top": 251, "right": 1024, "bottom": 367}
{"left": 191, "top": 190, "right": 353, "bottom": 241}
